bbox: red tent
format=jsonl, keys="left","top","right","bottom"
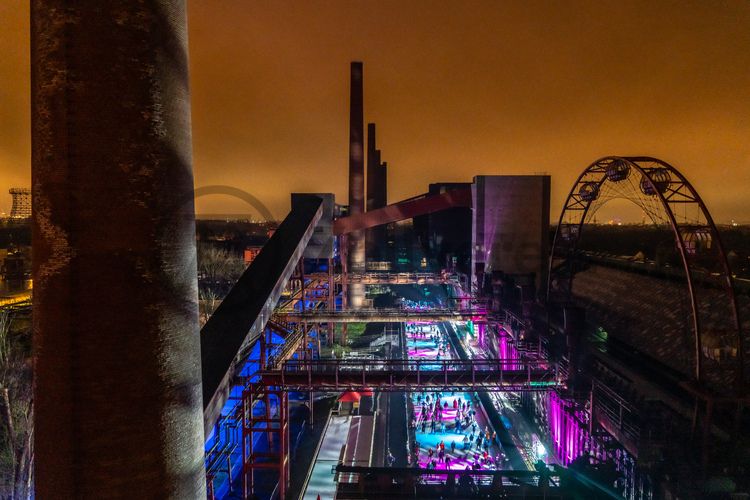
{"left": 338, "top": 391, "right": 362, "bottom": 402}
{"left": 338, "top": 390, "right": 374, "bottom": 402}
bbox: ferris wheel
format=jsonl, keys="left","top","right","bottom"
{"left": 547, "top": 156, "right": 744, "bottom": 388}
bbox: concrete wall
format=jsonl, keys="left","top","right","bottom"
{"left": 571, "top": 261, "right": 750, "bottom": 389}
{"left": 472, "top": 175, "right": 550, "bottom": 294}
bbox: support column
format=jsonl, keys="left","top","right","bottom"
{"left": 299, "top": 260, "right": 306, "bottom": 312}
{"left": 260, "top": 329, "right": 268, "bottom": 369}
{"left": 340, "top": 235, "right": 349, "bottom": 346}
{"left": 244, "top": 387, "right": 289, "bottom": 499}
{"left": 31, "top": 2, "right": 205, "bottom": 497}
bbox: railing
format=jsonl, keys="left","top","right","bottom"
{"left": 258, "top": 358, "right": 561, "bottom": 391}
{"left": 332, "top": 464, "right": 566, "bottom": 492}
{"left": 347, "top": 272, "right": 460, "bottom": 284}
{"left": 592, "top": 379, "right": 641, "bottom": 444}
{"left": 276, "top": 307, "right": 487, "bottom": 321}
{"left": 283, "top": 358, "right": 548, "bottom": 371}
{"left": 204, "top": 418, "right": 240, "bottom": 498}
{"left": 0, "top": 296, "right": 31, "bottom": 310}
{"left": 301, "top": 271, "right": 461, "bottom": 284}
{"left": 266, "top": 327, "right": 305, "bottom": 370}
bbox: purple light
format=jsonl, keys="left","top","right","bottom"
{"left": 498, "top": 332, "right": 521, "bottom": 370}
{"left": 546, "top": 392, "right": 590, "bottom": 465}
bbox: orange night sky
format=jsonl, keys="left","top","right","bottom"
{"left": 1, "top": 1, "right": 749, "bottom": 222}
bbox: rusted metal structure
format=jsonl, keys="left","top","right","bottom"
{"left": 299, "top": 271, "right": 461, "bottom": 285}
{"left": 547, "top": 156, "right": 744, "bottom": 388}
{"left": 276, "top": 307, "right": 486, "bottom": 323}
{"left": 257, "top": 358, "right": 560, "bottom": 392}
{"left": 242, "top": 385, "right": 289, "bottom": 500}
{"left": 334, "top": 187, "right": 472, "bottom": 235}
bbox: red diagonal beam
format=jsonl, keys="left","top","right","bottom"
{"left": 333, "top": 187, "right": 472, "bottom": 234}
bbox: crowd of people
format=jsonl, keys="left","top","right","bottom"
{"left": 404, "top": 320, "right": 508, "bottom": 473}
{"left": 408, "top": 391, "right": 508, "bottom": 471}
{"left": 405, "top": 322, "right": 451, "bottom": 360}
{"left": 401, "top": 299, "right": 432, "bottom": 311}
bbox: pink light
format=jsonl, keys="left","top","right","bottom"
{"left": 545, "top": 392, "right": 591, "bottom": 465}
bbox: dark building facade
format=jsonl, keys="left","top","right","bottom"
{"left": 413, "top": 183, "right": 473, "bottom": 274}
{"left": 365, "top": 123, "right": 389, "bottom": 264}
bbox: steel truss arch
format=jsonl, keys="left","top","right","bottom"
{"left": 547, "top": 156, "right": 743, "bottom": 388}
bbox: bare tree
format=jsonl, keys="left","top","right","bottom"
{"left": 0, "top": 310, "right": 33, "bottom": 499}
{"left": 197, "top": 243, "right": 245, "bottom": 283}
{"left": 199, "top": 286, "right": 221, "bottom": 326}
{"left": 197, "top": 244, "right": 246, "bottom": 324}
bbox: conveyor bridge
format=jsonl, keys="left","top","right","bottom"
{"left": 257, "top": 358, "right": 561, "bottom": 392}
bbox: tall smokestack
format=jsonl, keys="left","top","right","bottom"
{"left": 348, "top": 62, "right": 366, "bottom": 307}
{"left": 366, "top": 123, "right": 382, "bottom": 261}
{"left": 348, "top": 62, "right": 365, "bottom": 218}
{"left": 366, "top": 123, "right": 377, "bottom": 212}
{"left": 31, "top": 2, "right": 205, "bottom": 497}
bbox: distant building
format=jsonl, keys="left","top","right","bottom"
{"left": 1, "top": 250, "right": 25, "bottom": 281}
{"left": 9, "top": 188, "right": 31, "bottom": 220}
{"left": 243, "top": 246, "right": 263, "bottom": 265}
{"left": 413, "top": 182, "right": 473, "bottom": 274}
{"left": 472, "top": 175, "right": 550, "bottom": 295}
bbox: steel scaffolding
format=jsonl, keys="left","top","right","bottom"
{"left": 242, "top": 385, "right": 289, "bottom": 500}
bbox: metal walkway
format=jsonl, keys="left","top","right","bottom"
{"left": 333, "top": 464, "right": 568, "bottom": 499}
{"left": 276, "top": 308, "right": 486, "bottom": 323}
{"left": 303, "top": 272, "right": 461, "bottom": 285}
{"left": 258, "top": 359, "right": 560, "bottom": 391}
{"left": 301, "top": 415, "right": 352, "bottom": 500}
